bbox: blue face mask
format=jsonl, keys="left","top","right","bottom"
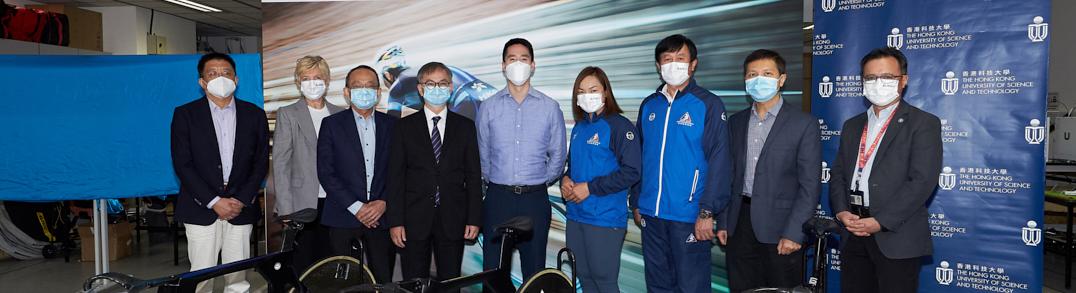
{"left": 423, "top": 86, "right": 451, "bottom": 106}
{"left": 745, "top": 76, "right": 780, "bottom": 103}
{"left": 350, "top": 88, "right": 378, "bottom": 109}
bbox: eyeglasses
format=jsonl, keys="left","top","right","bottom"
{"left": 862, "top": 74, "right": 903, "bottom": 81}
{"left": 203, "top": 69, "right": 234, "bottom": 80}
{"left": 422, "top": 81, "right": 451, "bottom": 89}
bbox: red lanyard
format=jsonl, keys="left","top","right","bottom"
{"left": 856, "top": 106, "right": 898, "bottom": 171}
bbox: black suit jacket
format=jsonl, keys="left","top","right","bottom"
{"left": 317, "top": 110, "right": 396, "bottom": 229}
{"left": 829, "top": 102, "right": 942, "bottom": 259}
{"left": 171, "top": 97, "right": 269, "bottom": 226}
{"left": 719, "top": 101, "right": 821, "bottom": 244}
{"left": 386, "top": 110, "right": 483, "bottom": 241}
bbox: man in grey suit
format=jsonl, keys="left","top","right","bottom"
{"left": 717, "top": 49, "right": 821, "bottom": 292}
{"left": 828, "top": 47, "right": 941, "bottom": 293}
{"left": 273, "top": 55, "right": 345, "bottom": 271}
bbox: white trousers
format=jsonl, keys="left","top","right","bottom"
{"left": 185, "top": 220, "right": 253, "bottom": 293}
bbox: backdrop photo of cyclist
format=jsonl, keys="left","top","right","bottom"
{"left": 262, "top": 1, "right": 805, "bottom": 291}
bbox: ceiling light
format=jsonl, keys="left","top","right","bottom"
{"left": 163, "top": 0, "right": 222, "bottom": 13}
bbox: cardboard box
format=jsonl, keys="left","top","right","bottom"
{"left": 26, "top": 4, "right": 103, "bottom": 51}
{"left": 78, "top": 222, "right": 133, "bottom": 262}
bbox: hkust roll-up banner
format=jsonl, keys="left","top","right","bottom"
{"left": 813, "top": 0, "right": 1048, "bottom": 292}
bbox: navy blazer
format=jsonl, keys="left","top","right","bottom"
{"left": 317, "top": 109, "right": 397, "bottom": 229}
{"left": 171, "top": 97, "right": 269, "bottom": 226}
{"left": 718, "top": 101, "right": 821, "bottom": 244}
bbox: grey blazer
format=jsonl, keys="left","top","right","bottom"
{"left": 273, "top": 100, "right": 345, "bottom": 216}
{"left": 719, "top": 101, "right": 822, "bottom": 245}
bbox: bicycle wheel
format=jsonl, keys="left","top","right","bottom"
{"left": 516, "top": 268, "right": 574, "bottom": 293}
{"left": 292, "top": 256, "right": 376, "bottom": 293}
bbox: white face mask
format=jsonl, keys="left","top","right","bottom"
{"left": 300, "top": 79, "right": 327, "bottom": 100}
{"left": 576, "top": 93, "right": 604, "bottom": 114}
{"left": 660, "top": 62, "right": 690, "bottom": 86}
{"left": 504, "top": 61, "right": 532, "bottom": 86}
{"left": 862, "top": 78, "right": 900, "bottom": 106}
{"left": 206, "top": 76, "right": 236, "bottom": 99}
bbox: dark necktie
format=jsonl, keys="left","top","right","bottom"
{"left": 431, "top": 116, "right": 442, "bottom": 207}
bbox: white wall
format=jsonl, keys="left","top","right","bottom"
{"left": 84, "top": 6, "right": 196, "bottom": 55}
{"left": 203, "top": 36, "right": 261, "bottom": 54}
{"left": 5, "top": 0, "right": 41, "bottom": 6}
{"left": 1050, "top": 0, "right": 1075, "bottom": 111}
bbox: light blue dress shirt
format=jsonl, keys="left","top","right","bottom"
{"left": 476, "top": 87, "right": 567, "bottom": 185}
{"left": 347, "top": 111, "right": 377, "bottom": 214}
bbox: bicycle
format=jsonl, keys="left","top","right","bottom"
{"left": 341, "top": 216, "right": 577, "bottom": 293}
{"left": 80, "top": 209, "right": 318, "bottom": 293}
{"left": 742, "top": 215, "right": 843, "bottom": 293}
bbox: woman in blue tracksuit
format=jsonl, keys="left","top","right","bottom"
{"left": 560, "top": 66, "right": 641, "bottom": 293}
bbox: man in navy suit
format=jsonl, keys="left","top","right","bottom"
{"left": 171, "top": 53, "right": 269, "bottom": 293}
{"left": 717, "top": 49, "right": 821, "bottom": 292}
{"left": 317, "top": 65, "right": 398, "bottom": 283}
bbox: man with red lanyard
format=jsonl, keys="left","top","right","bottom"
{"left": 828, "top": 47, "right": 942, "bottom": 293}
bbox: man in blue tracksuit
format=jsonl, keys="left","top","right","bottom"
{"left": 630, "top": 34, "right": 732, "bottom": 292}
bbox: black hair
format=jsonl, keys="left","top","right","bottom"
{"left": 743, "top": 49, "right": 786, "bottom": 75}
{"left": 197, "top": 53, "right": 236, "bottom": 77}
{"left": 345, "top": 65, "right": 380, "bottom": 88}
{"left": 502, "top": 38, "right": 534, "bottom": 62}
{"left": 860, "top": 47, "right": 908, "bottom": 75}
{"left": 654, "top": 34, "right": 697, "bottom": 63}
{"left": 417, "top": 62, "right": 452, "bottom": 82}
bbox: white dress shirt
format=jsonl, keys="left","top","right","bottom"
{"left": 308, "top": 105, "right": 331, "bottom": 198}
{"left": 854, "top": 102, "right": 900, "bottom": 207}
{"left": 425, "top": 105, "right": 447, "bottom": 141}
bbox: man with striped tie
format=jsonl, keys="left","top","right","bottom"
{"left": 386, "top": 62, "right": 483, "bottom": 285}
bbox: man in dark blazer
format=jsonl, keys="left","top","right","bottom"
{"left": 829, "top": 47, "right": 942, "bottom": 293}
{"left": 316, "top": 65, "right": 398, "bottom": 283}
{"left": 717, "top": 49, "right": 821, "bottom": 292}
{"left": 386, "top": 62, "right": 482, "bottom": 283}
{"left": 171, "top": 53, "right": 269, "bottom": 293}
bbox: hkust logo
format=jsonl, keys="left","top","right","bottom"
{"left": 936, "top": 261, "right": 954, "bottom": 285}
{"left": 1028, "top": 16, "right": 1048, "bottom": 42}
{"left": 886, "top": 27, "right": 903, "bottom": 50}
{"left": 938, "top": 166, "right": 956, "bottom": 190}
{"left": 1025, "top": 119, "right": 1045, "bottom": 144}
{"left": 820, "top": 0, "right": 836, "bottom": 12}
{"left": 1022, "top": 220, "right": 1041, "bottom": 246}
{"left": 941, "top": 71, "right": 959, "bottom": 95}
{"left": 821, "top": 161, "right": 831, "bottom": 183}
{"left": 818, "top": 76, "right": 833, "bottom": 98}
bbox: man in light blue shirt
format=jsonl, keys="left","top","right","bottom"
{"left": 476, "top": 38, "right": 567, "bottom": 281}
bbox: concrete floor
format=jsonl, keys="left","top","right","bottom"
{"left": 0, "top": 236, "right": 267, "bottom": 293}
{"left": 3, "top": 235, "right": 1074, "bottom": 292}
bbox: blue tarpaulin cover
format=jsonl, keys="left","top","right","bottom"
{"left": 0, "top": 54, "right": 263, "bottom": 201}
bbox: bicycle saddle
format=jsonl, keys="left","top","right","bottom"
{"left": 803, "top": 216, "right": 842, "bottom": 236}
{"left": 496, "top": 216, "right": 533, "bottom": 234}
{"left": 282, "top": 208, "right": 319, "bottom": 224}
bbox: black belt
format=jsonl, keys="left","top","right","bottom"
{"left": 488, "top": 183, "right": 546, "bottom": 195}
{"left": 741, "top": 193, "right": 752, "bottom": 205}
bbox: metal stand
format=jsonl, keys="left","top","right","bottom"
{"left": 92, "top": 199, "right": 110, "bottom": 275}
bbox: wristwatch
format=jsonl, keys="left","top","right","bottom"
{"left": 698, "top": 209, "right": 713, "bottom": 219}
